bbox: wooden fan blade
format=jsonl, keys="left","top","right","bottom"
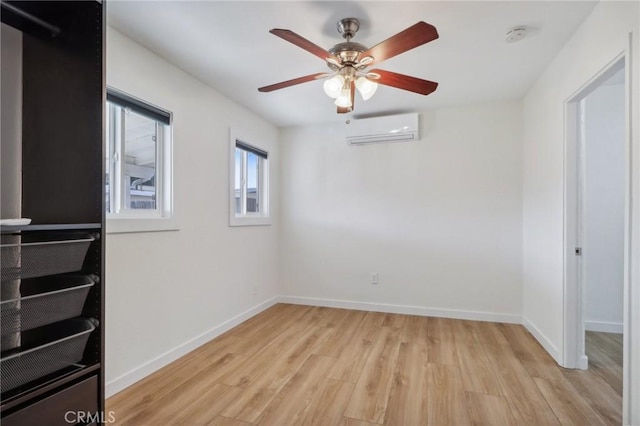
{"left": 360, "top": 22, "right": 438, "bottom": 66}
{"left": 258, "top": 73, "right": 329, "bottom": 92}
{"left": 369, "top": 69, "right": 438, "bottom": 95}
{"left": 270, "top": 29, "right": 339, "bottom": 63}
{"left": 337, "top": 81, "right": 356, "bottom": 114}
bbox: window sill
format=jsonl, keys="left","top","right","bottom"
{"left": 229, "top": 216, "right": 271, "bottom": 227}
{"left": 106, "top": 217, "right": 179, "bottom": 234}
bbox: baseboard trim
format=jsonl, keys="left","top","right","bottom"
{"left": 585, "top": 320, "right": 623, "bottom": 334}
{"left": 105, "top": 296, "right": 279, "bottom": 398}
{"left": 578, "top": 354, "right": 589, "bottom": 370}
{"left": 278, "top": 295, "right": 522, "bottom": 324}
{"left": 522, "top": 318, "right": 562, "bottom": 364}
{"left": 107, "top": 295, "right": 523, "bottom": 397}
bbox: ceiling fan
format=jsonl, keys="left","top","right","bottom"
{"left": 258, "top": 18, "right": 439, "bottom": 114}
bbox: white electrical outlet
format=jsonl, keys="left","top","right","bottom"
{"left": 372, "top": 273, "right": 379, "bottom": 285}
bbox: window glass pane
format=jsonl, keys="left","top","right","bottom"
{"left": 246, "top": 152, "right": 260, "bottom": 213}
{"left": 235, "top": 148, "right": 242, "bottom": 214}
{"left": 124, "top": 109, "right": 157, "bottom": 210}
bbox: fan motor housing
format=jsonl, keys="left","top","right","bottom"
{"left": 329, "top": 41, "right": 367, "bottom": 64}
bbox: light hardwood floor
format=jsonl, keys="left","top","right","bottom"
{"left": 585, "top": 331, "right": 623, "bottom": 396}
{"left": 107, "top": 304, "right": 622, "bottom": 425}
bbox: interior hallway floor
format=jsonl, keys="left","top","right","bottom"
{"left": 107, "top": 304, "right": 622, "bottom": 425}
{"left": 585, "top": 330, "right": 623, "bottom": 398}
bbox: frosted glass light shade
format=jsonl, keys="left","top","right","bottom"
{"left": 334, "top": 87, "right": 352, "bottom": 107}
{"left": 323, "top": 75, "right": 345, "bottom": 99}
{"left": 356, "top": 77, "right": 378, "bottom": 100}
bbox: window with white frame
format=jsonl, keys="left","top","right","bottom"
{"left": 230, "top": 136, "right": 270, "bottom": 226}
{"left": 106, "top": 89, "right": 174, "bottom": 231}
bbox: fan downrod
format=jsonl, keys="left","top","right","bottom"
{"left": 337, "top": 18, "right": 360, "bottom": 40}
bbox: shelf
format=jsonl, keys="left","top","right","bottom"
{"left": 1, "top": 232, "right": 97, "bottom": 280}
{"left": 1, "top": 318, "right": 97, "bottom": 393}
{"left": 0, "top": 364, "right": 100, "bottom": 413}
{"left": 0, "top": 223, "right": 101, "bottom": 234}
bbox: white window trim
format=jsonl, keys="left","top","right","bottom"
{"left": 229, "top": 128, "right": 271, "bottom": 227}
{"left": 106, "top": 88, "right": 177, "bottom": 234}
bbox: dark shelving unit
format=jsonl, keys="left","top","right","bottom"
{"left": 1, "top": 1, "right": 105, "bottom": 424}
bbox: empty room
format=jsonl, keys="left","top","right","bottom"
{"left": 0, "top": 1, "right": 639, "bottom": 425}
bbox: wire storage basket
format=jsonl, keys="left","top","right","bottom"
{"left": 0, "top": 275, "right": 96, "bottom": 336}
{"left": 0, "top": 232, "right": 96, "bottom": 281}
{"left": 0, "top": 318, "right": 96, "bottom": 393}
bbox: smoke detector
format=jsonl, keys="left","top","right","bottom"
{"left": 505, "top": 27, "right": 527, "bottom": 43}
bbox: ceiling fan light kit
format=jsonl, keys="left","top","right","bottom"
{"left": 323, "top": 74, "right": 345, "bottom": 98}
{"left": 356, "top": 76, "right": 378, "bottom": 100}
{"left": 259, "top": 17, "right": 439, "bottom": 114}
{"left": 335, "top": 87, "right": 353, "bottom": 108}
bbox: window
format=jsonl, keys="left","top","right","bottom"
{"left": 106, "top": 89, "right": 175, "bottom": 233}
{"left": 229, "top": 134, "right": 270, "bottom": 226}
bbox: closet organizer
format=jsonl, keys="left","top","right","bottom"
{"left": 1, "top": 2, "right": 105, "bottom": 424}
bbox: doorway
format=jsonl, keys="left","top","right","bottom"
{"left": 579, "top": 63, "right": 625, "bottom": 398}
{"left": 564, "top": 54, "right": 627, "bottom": 413}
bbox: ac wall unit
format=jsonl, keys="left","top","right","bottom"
{"left": 346, "top": 113, "right": 419, "bottom": 145}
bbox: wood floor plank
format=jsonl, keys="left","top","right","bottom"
{"left": 107, "top": 338, "right": 248, "bottom": 423}
{"left": 327, "top": 312, "right": 383, "bottom": 383}
{"left": 315, "top": 309, "right": 367, "bottom": 358}
{"left": 452, "top": 319, "right": 482, "bottom": 346}
{"left": 587, "top": 331, "right": 623, "bottom": 365}
{"left": 256, "top": 354, "right": 334, "bottom": 425}
{"left": 220, "top": 306, "right": 330, "bottom": 387}
{"left": 208, "top": 416, "right": 252, "bottom": 426}
{"left": 221, "top": 322, "right": 334, "bottom": 423}
{"left": 107, "top": 306, "right": 622, "bottom": 426}
{"left": 401, "top": 315, "right": 429, "bottom": 345}
{"left": 588, "top": 356, "right": 623, "bottom": 396}
{"left": 342, "top": 418, "right": 378, "bottom": 426}
{"left": 465, "top": 392, "right": 516, "bottom": 426}
{"left": 586, "top": 332, "right": 623, "bottom": 395}
{"left": 499, "top": 323, "right": 566, "bottom": 381}
{"left": 427, "top": 363, "right": 471, "bottom": 425}
{"left": 172, "top": 383, "right": 243, "bottom": 425}
{"left": 472, "top": 321, "right": 510, "bottom": 347}
{"left": 304, "top": 379, "right": 355, "bottom": 426}
{"left": 343, "top": 326, "right": 402, "bottom": 423}
{"left": 562, "top": 368, "right": 622, "bottom": 425}
{"left": 427, "top": 317, "right": 458, "bottom": 366}
{"left": 384, "top": 342, "right": 428, "bottom": 426}
{"left": 106, "top": 334, "right": 240, "bottom": 410}
{"left": 451, "top": 319, "right": 507, "bottom": 398}
{"left": 534, "top": 377, "right": 606, "bottom": 425}
{"left": 483, "top": 343, "right": 560, "bottom": 425}
{"left": 455, "top": 339, "right": 503, "bottom": 396}
{"left": 118, "top": 356, "right": 243, "bottom": 425}
{"left": 225, "top": 305, "right": 316, "bottom": 357}
{"left": 381, "top": 312, "right": 407, "bottom": 331}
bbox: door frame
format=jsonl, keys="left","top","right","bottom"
{"left": 563, "top": 45, "right": 631, "bottom": 417}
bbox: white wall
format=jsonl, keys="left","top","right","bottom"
{"left": 280, "top": 101, "right": 522, "bottom": 322}
{"left": 583, "top": 80, "right": 625, "bottom": 333}
{"left": 1, "top": 23, "right": 22, "bottom": 219}
{"left": 521, "top": 1, "right": 639, "bottom": 422}
{"left": 105, "top": 28, "right": 280, "bottom": 395}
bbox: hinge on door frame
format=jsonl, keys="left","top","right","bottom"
{"left": 575, "top": 247, "right": 582, "bottom": 256}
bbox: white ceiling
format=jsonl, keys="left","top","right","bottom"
{"left": 107, "top": 1, "right": 597, "bottom": 127}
